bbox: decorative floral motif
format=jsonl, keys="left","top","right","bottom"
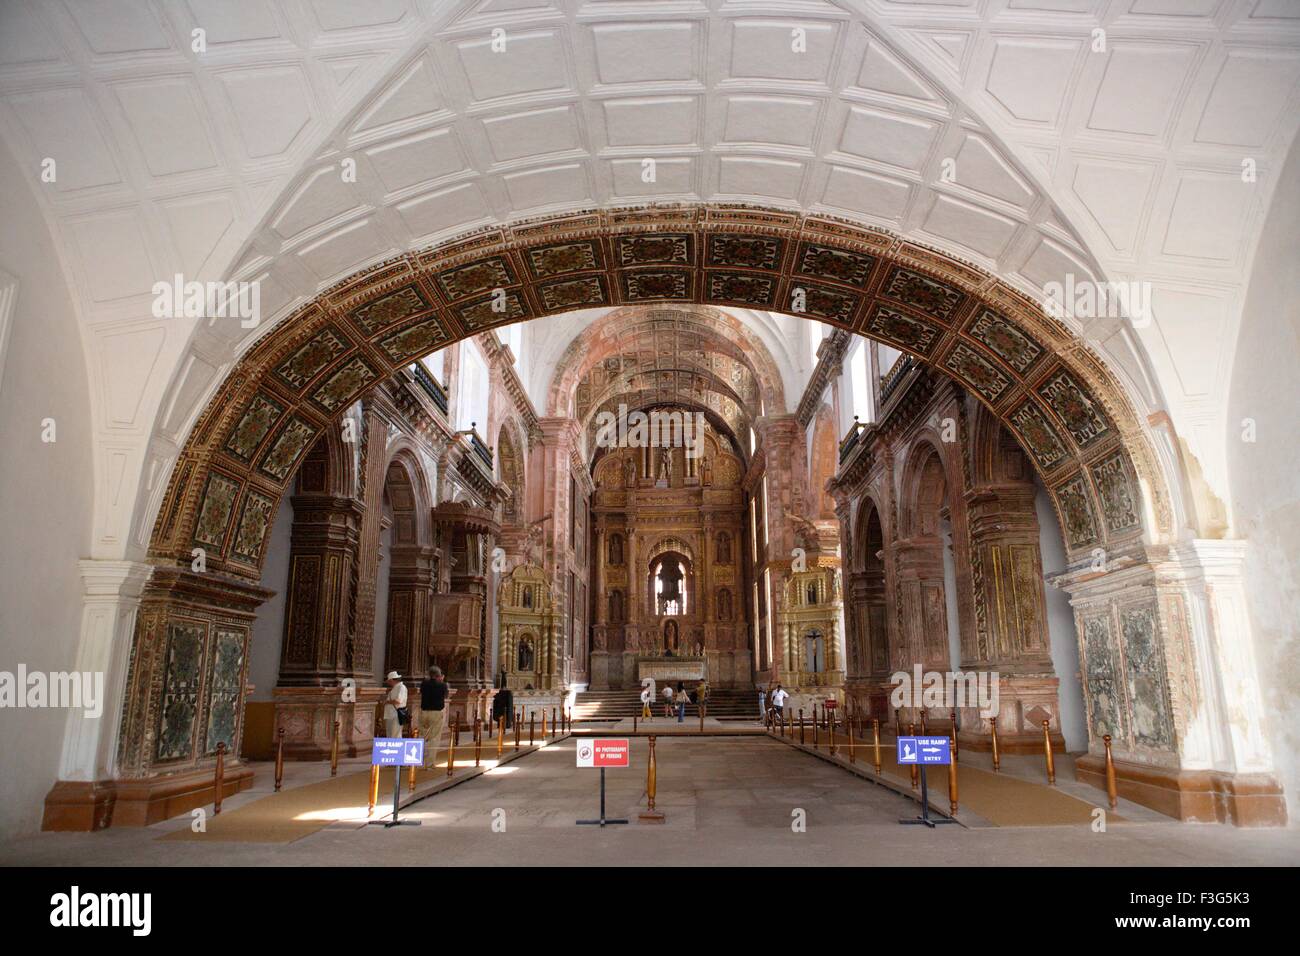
{"left": 1039, "top": 370, "right": 1111, "bottom": 448}
{"left": 276, "top": 327, "right": 348, "bottom": 390}
{"left": 865, "top": 304, "right": 940, "bottom": 355}
{"left": 224, "top": 393, "right": 283, "bottom": 462}
{"left": 205, "top": 629, "right": 245, "bottom": 755}
{"left": 194, "top": 473, "right": 240, "bottom": 547}
{"left": 881, "top": 267, "right": 965, "bottom": 322}
{"left": 311, "top": 356, "right": 378, "bottom": 412}
{"left": 791, "top": 283, "right": 859, "bottom": 325}
{"left": 622, "top": 270, "right": 689, "bottom": 300}
{"left": 349, "top": 284, "right": 431, "bottom": 335}
{"left": 944, "top": 342, "right": 1010, "bottom": 402}
{"left": 1008, "top": 401, "right": 1068, "bottom": 470}
{"left": 458, "top": 291, "right": 527, "bottom": 330}
{"left": 258, "top": 416, "right": 316, "bottom": 481}
{"left": 1082, "top": 616, "right": 1124, "bottom": 743}
{"left": 1122, "top": 606, "right": 1175, "bottom": 750}
{"left": 796, "top": 243, "right": 875, "bottom": 287}
{"left": 539, "top": 276, "right": 607, "bottom": 311}
{"left": 968, "top": 308, "right": 1043, "bottom": 374}
{"left": 436, "top": 258, "right": 515, "bottom": 301}
{"left": 156, "top": 623, "right": 203, "bottom": 762}
{"left": 527, "top": 241, "right": 600, "bottom": 278}
{"left": 1054, "top": 475, "right": 1098, "bottom": 548}
{"left": 1091, "top": 452, "right": 1141, "bottom": 535}
{"left": 616, "top": 234, "right": 690, "bottom": 266}
{"left": 707, "top": 234, "right": 782, "bottom": 270}
{"left": 707, "top": 272, "right": 775, "bottom": 306}
{"left": 231, "top": 491, "right": 275, "bottom": 563}
{"left": 378, "top": 317, "right": 450, "bottom": 364}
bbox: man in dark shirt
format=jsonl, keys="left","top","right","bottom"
{"left": 417, "top": 666, "right": 451, "bottom": 770}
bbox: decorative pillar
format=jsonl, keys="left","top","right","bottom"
{"left": 42, "top": 560, "right": 153, "bottom": 831}
{"left": 1052, "top": 542, "right": 1286, "bottom": 825}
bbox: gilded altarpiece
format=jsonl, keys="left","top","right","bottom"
{"left": 589, "top": 436, "right": 751, "bottom": 689}
{"left": 497, "top": 563, "right": 561, "bottom": 691}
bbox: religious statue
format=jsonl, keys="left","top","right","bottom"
{"left": 608, "top": 533, "right": 623, "bottom": 565}
{"left": 664, "top": 619, "right": 678, "bottom": 651}
{"left": 716, "top": 531, "right": 731, "bottom": 564}
{"left": 517, "top": 638, "right": 534, "bottom": 672}
{"left": 656, "top": 446, "right": 672, "bottom": 481}
{"left": 717, "top": 587, "right": 732, "bottom": 621}
{"left": 625, "top": 454, "right": 639, "bottom": 485}
{"left": 701, "top": 455, "right": 713, "bottom": 486}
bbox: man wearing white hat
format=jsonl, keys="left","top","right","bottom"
{"left": 383, "top": 671, "right": 407, "bottom": 739}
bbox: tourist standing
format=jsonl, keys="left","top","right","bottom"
{"left": 757, "top": 685, "right": 768, "bottom": 721}
{"left": 675, "top": 681, "right": 689, "bottom": 722}
{"left": 418, "top": 666, "right": 451, "bottom": 769}
{"left": 663, "top": 683, "right": 674, "bottom": 718}
{"left": 697, "top": 679, "right": 710, "bottom": 717}
{"left": 383, "top": 671, "right": 407, "bottom": 739}
{"left": 770, "top": 683, "right": 789, "bottom": 726}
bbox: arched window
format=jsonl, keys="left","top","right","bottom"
{"left": 652, "top": 555, "right": 687, "bottom": 616}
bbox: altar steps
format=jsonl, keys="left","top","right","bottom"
{"left": 571, "top": 688, "right": 759, "bottom": 721}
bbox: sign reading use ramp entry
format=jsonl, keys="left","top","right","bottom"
{"left": 896, "top": 736, "right": 951, "bottom": 765}
{"left": 576, "top": 738, "right": 630, "bottom": 768}
{"left": 372, "top": 737, "right": 424, "bottom": 767}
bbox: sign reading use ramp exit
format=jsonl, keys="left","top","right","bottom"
{"left": 576, "top": 738, "right": 630, "bottom": 768}
{"left": 896, "top": 736, "right": 951, "bottom": 765}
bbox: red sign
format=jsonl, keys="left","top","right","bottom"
{"left": 824, "top": 698, "right": 838, "bottom": 709}
{"left": 576, "top": 738, "right": 630, "bottom": 768}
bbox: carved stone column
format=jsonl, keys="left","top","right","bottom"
{"left": 1050, "top": 543, "right": 1285, "bottom": 825}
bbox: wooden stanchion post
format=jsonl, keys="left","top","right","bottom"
{"left": 551, "top": 707, "right": 557, "bottom": 738}
{"left": 948, "top": 729, "right": 959, "bottom": 816}
{"left": 368, "top": 765, "right": 379, "bottom": 816}
{"left": 799, "top": 709, "right": 805, "bottom": 745}
{"left": 872, "top": 719, "right": 882, "bottom": 775}
{"left": 639, "top": 735, "right": 664, "bottom": 823}
{"left": 829, "top": 708, "right": 837, "bottom": 756}
{"left": 1103, "top": 734, "right": 1118, "bottom": 810}
{"left": 950, "top": 710, "right": 959, "bottom": 761}
{"left": 497, "top": 716, "right": 505, "bottom": 759}
{"left": 1042, "top": 719, "right": 1055, "bottom": 785}
{"left": 446, "top": 716, "right": 457, "bottom": 777}
{"left": 990, "top": 716, "right": 1001, "bottom": 772}
{"left": 908, "top": 723, "right": 918, "bottom": 790}
{"left": 274, "top": 727, "right": 285, "bottom": 793}
{"left": 920, "top": 710, "right": 927, "bottom": 735}
{"left": 894, "top": 707, "right": 901, "bottom": 738}
{"left": 633, "top": 714, "right": 638, "bottom": 732}
{"left": 529, "top": 711, "right": 536, "bottom": 745}
{"left": 213, "top": 742, "right": 226, "bottom": 815}
{"left": 541, "top": 709, "right": 546, "bottom": 739}
{"left": 698, "top": 706, "right": 704, "bottom": 733}
{"left": 846, "top": 712, "right": 855, "bottom": 764}
{"left": 475, "top": 717, "right": 483, "bottom": 767}
{"left": 330, "top": 719, "right": 339, "bottom": 777}
{"left": 514, "top": 709, "right": 521, "bottom": 751}
{"left": 813, "top": 711, "right": 820, "bottom": 749}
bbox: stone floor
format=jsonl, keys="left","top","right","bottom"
{"left": 3, "top": 735, "right": 1298, "bottom": 866}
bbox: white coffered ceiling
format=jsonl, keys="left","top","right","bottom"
{"left": 0, "top": 0, "right": 1296, "bottom": 559}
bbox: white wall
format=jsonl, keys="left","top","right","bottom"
{"left": 1227, "top": 135, "right": 1300, "bottom": 823}
{"left": 1035, "top": 475, "right": 1087, "bottom": 753}
{"left": 0, "top": 139, "right": 97, "bottom": 837}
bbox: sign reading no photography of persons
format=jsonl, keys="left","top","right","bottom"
{"left": 576, "top": 738, "right": 630, "bottom": 768}
{"left": 896, "top": 736, "right": 951, "bottom": 765}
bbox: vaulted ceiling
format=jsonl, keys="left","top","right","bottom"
{"left": 1, "top": 0, "right": 1297, "bottom": 560}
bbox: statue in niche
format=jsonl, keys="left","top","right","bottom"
{"left": 664, "top": 619, "right": 678, "bottom": 651}
{"left": 625, "top": 454, "right": 639, "bottom": 485}
{"left": 608, "top": 589, "right": 623, "bottom": 623}
{"left": 608, "top": 533, "right": 623, "bottom": 566}
{"left": 701, "top": 456, "right": 713, "bottom": 486}
{"left": 807, "top": 582, "right": 818, "bottom": 605}
{"left": 717, "top": 587, "right": 732, "bottom": 622}
{"left": 522, "top": 585, "right": 533, "bottom": 609}
{"left": 656, "top": 446, "right": 672, "bottom": 482}
{"left": 716, "top": 531, "right": 731, "bottom": 564}
{"left": 517, "top": 638, "right": 534, "bottom": 672}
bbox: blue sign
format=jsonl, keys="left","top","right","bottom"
{"left": 372, "top": 737, "right": 423, "bottom": 767}
{"left": 897, "top": 736, "right": 950, "bottom": 765}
